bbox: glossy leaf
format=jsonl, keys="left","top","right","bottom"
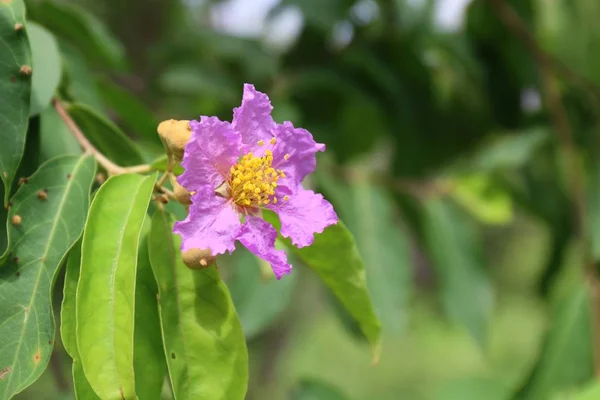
{"left": 76, "top": 173, "right": 156, "bottom": 400}
{"left": 148, "top": 211, "right": 248, "bottom": 400}
{"left": 224, "top": 246, "right": 298, "bottom": 339}
{"left": 28, "top": 21, "right": 61, "bottom": 116}
{"left": 291, "top": 379, "right": 350, "bottom": 400}
{"left": 265, "top": 212, "right": 382, "bottom": 360}
{"left": 0, "top": 155, "right": 96, "bottom": 399}
{"left": 60, "top": 241, "right": 100, "bottom": 400}
{"left": 519, "top": 283, "right": 593, "bottom": 399}
{"left": 67, "top": 103, "right": 145, "bottom": 166}
{"left": 39, "top": 106, "right": 81, "bottom": 163}
{"left": 422, "top": 198, "right": 493, "bottom": 346}
{"left": 134, "top": 218, "right": 166, "bottom": 400}
{"left": 27, "top": 0, "right": 125, "bottom": 69}
{"left": 0, "top": 0, "right": 31, "bottom": 203}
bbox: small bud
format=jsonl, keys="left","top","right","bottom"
{"left": 95, "top": 172, "right": 106, "bottom": 184}
{"left": 37, "top": 190, "right": 47, "bottom": 201}
{"left": 157, "top": 119, "right": 191, "bottom": 161}
{"left": 11, "top": 215, "right": 22, "bottom": 225}
{"left": 18, "top": 177, "right": 27, "bottom": 185}
{"left": 19, "top": 65, "right": 32, "bottom": 76}
{"left": 173, "top": 181, "right": 192, "bottom": 205}
{"left": 182, "top": 248, "right": 216, "bottom": 270}
{"left": 14, "top": 23, "right": 23, "bottom": 32}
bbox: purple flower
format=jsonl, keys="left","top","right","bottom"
{"left": 173, "top": 84, "right": 338, "bottom": 279}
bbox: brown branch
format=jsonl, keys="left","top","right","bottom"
{"left": 488, "top": 0, "right": 600, "bottom": 377}
{"left": 53, "top": 98, "right": 152, "bottom": 176}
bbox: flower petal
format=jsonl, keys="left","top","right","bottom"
{"left": 272, "top": 121, "right": 325, "bottom": 190}
{"left": 271, "top": 187, "right": 337, "bottom": 248}
{"left": 173, "top": 189, "right": 241, "bottom": 255}
{"left": 232, "top": 84, "right": 276, "bottom": 153}
{"left": 238, "top": 216, "right": 291, "bottom": 279}
{"left": 179, "top": 116, "right": 241, "bottom": 192}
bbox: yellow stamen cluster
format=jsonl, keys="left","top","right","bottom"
{"left": 229, "top": 149, "right": 285, "bottom": 207}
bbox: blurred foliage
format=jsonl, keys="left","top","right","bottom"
{"left": 9, "top": 0, "right": 600, "bottom": 398}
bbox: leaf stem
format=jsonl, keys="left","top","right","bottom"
{"left": 52, "top": 98, "right": 152, "bottom": 176}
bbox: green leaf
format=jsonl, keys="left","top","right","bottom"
{"left": 224, "top": 247, "right": 298, "bottom": 339}
{"left": 27, "top": 21, "right": 61, "bottom": 116}
{"left": 434, "top": 377, "right": 511, "bottom": 400}
{"left": 588, "top": 162, "right": 600, "bottom": 262}
{"left": 319, "top": 174, "right": 412, "bottom": 336}
{"left": 291, "top": 378, "right": 350, "bottom": 400}
{"left": 574, "top": 381, "right": 600, "bottom": 400}
{"left": 97, "top": 79, "right": 162, "bottom": 147}
{"left": 39, "top": 106, "right": 81, "bottom": 163}
{"left": 422, "top": 198, "right": 493, "bottom": 346}
{"left": 148, "top": 211, "right": 248, "bottom": 400}
{"left": 265, "top": 212, "right": 382, "bottom": 360}
{"left": 519, "top": 283, "right": 593, "bottom": 399}
{"left": 0, "top": 0, "right": 31, "bottom": 204}
{"left": 67, "top": 103, "right": 145, "bottom": 166}
{"left": 149, "top": 154, "right": 183, "bottom": 176}
{"left": 0, "top": 154, "right": 96, "bottom": 399}
{"left": 60, "top": 44, "right": 104, "bottom": 110}
{"left": 60, "top": 241, "right": 100, "bottom": 400}
{"left": 27, "top": 0, "right": 125, "bottom": 69}
{"left": 134, "top": 218, "right": 167, "bottom": 399}
{"left": 76, "top": 173, "right": 156, "bottom": 400}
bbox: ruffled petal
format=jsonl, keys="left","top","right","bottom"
{"left": 232, "top": 84, "right": 276, "bottom": 153}
{"left": 238, "top": 216, "right": 291, "bottom": 279}
{"left": 173, "top": 189, "right": 241, "bottom": 255}
{"left": 179, "top": 116, "right": 241, "bottom": 192}
{"left": 272, "top": 121, "right": 325, "bottom": 190}
{"left": 270, "top": 187, "right": 338, "bottom": 248}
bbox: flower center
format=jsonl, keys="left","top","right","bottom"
{"left": 229, "top": 150, "right": 285, "bottom": 207}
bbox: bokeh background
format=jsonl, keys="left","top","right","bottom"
{"left": 17, "top": 0, "right": 600, "bottom": 398}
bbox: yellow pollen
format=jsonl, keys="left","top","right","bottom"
{"left": 229, "top": 151, "right": 284, "bottom": 207}
{"left": 258, "top": 140, "right": 264, "bottom": 146}
{"left": 284, "top": 154, "right": 290, "bottom": 160}
{"left": 270, "top": 138, "right": 276, "bottom": 145}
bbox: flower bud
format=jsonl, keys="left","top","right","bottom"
{"left": 157, "top": 119, "right": 191, "bottom": 161}
{"left": 182, "top": 248, "right": 216, "bottom": 270}
{"left": 173, "top": 181, "right": 192, "bottom": 205}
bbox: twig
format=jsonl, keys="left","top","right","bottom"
{"left": 488, "top": 0, "right": 600, "bottom": 377}
{"left": 53, "top": 98, "right": 152, "bottom": 176}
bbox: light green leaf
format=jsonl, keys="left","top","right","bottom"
{"left": 224, "top": 247, "right": 298, "bottom": 339}
{"left": 134, "top": 218, "right": 167, "bottom": 400}
{"left": 291, "top": 379, "right": 350, "bottom": 400}
{"left": 0, "top": 154, "right": 96, "bottom": 399}
{"left": 434, "top": 377, "right": 510, "bottom": 400}
{"left": 76, "top": 173, "right": 156, "bottom": 400}
{"left": 60, "top": 241, "right": 100, "bottom": 400}
{"left": 67, "top": 103, "right": 145, "bottom": 166}
{"left": 148, "top": 211, "right": 248, "bottom": 400}
{"left": 27, "top": 21, "right": 61, "bottom": 116}
{"left": 422, "top": 198, "right": 493, "bottom": 346}
{"left": 319, "top": 174, "right": 412, "bottom": 336}
{"left": 39, "top": 106, "right": 81, "bottom": 163}
{"left": 265, "top": 212, "right": 382, "bottom": 360}
{"left": 27, "top": 0, "right": 125, "bottom": 69}
{"left": 519, "top": 283, "right": 593, "bottom": 399}
{"left": 574, "top": 381, "right": 600, "bottom": 400}
{"left": 0, "top": 0, "right": 31, "bottom": 204}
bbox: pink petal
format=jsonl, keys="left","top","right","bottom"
{"left": 173, "top": 189, "right": 241, "bottom": 255}
{"left": 179, "top": 117, "right": 241, "bottom": 192}
{"left": 238, "top": 216, "right": 291, "bottom": 279}
{"left": 272, "top": 121, "right": 325, "bottom": 190}
{"left": 271, "top": 187, "right": 338, "bottom": 248}
{"left": 232, "top": 84, "right": 276, "bottom": 153}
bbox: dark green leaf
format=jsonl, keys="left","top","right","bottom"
{"left": 0, "top": 155, "right": 96, "bottom": 399}
{"left": 224, "top": 247, "right": 298, "bottom": 339}
{"left": 148, "top": 211, "right": 248, "bottom": 400}
{"left": 60, "top": 241, "right": 100, "bottom": 400}
{"left": 27, "top": 21, "right": 61, "bottom": 116}
{"left": 67, "top": 103, "right": 145, "bottom": 166}
{"left": 0, "top": 0, "right": 31, "bottom": 204}
{"left": 76, "top": 173, "right": 156, "bottom": 400}
{"left": 291, "top": 378, "right": 350, "bottom": 400}
{"left": 60, "top": 44, "right": 104, "bottom": 110}
{"left": 134, "top": 218, "right": 167, "bottom": 400}
{"left": 27, "top": 0, "right": 125, "bottom": 69}
{"left": 422, "top": 198, "right": 493, "bottom": 346}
